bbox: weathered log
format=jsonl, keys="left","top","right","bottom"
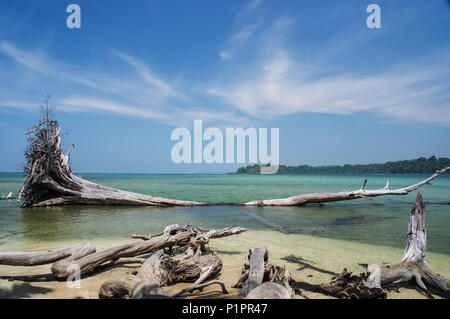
{"left": 238, "top": 247, "right": 268, "bottom": 298}
{"left": 99, "top": 249, "right": 225, "bottom": 299}
{"left": 236, "top": 247, "right": 294, "bottom": 299}
{"left": 18, "top": 98, "right": 203, "bottom": 208}
{"left": 99, "top": 252, "right": 169, "bottom": 299}
{"left": 0, "top": 224, "right": 246, "bottom": 287}
{"left": 291, "top": 269, "right": 387, "bottom": 299}
{"left": 246, "top": 282, "right": 293, "bottom": 299}
{"left": 367, "top": 192, "right": 450, "bottom": 298}
{"left": 51, "top": 225, "right": 245, "bottom": 279}
{"left": 0, "top": 243, "right": 95, "bottom": 266}
{"left": 19, "top": 99, "right": 449, "bottom": 207}
{"left": 244, "top": 168, "right": 450, "bottom": 206}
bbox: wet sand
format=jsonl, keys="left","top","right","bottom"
{"left": 1, "top": 230, "right": 449, "bottom": 299}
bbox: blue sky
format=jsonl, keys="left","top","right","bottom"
{"left": 0, "top": 0, "right": 449, "bottom": 173}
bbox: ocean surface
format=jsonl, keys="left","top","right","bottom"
{"left": 0, "top": 172, "right": 449, "bottom": 255}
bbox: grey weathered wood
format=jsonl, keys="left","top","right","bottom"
{"left": 245, "top": 282, "right": 292, "bottom": 299}
{"left": 239, "top": 247, "right": 268, "bottom": 298}
{"left": 236, "top": 247, "right": 294, "bottom": 299}
{"left": 244, "top": 168, "right": 450, "bottom": 206}
{"left": 368, "top": 192, "right": 450, "bottom": 297}
{"left": 51, "top": 225, "right": 245, "bottom": 279}
{"left": 99, "top": 249, "right": 225, "bottom": 299}
{"left": 18, "top": 105, "right": 449, "bottom": 208}
{"left": 0, "top": 243, "right": 95, "bottom": 266}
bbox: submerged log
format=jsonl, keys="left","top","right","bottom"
{"left": 235, "top": 247, "right": 294, "bottom": 299}
{"left": 367, "top": 192, "right": 450, "bottom": 298}
{"left": 18, "top": 98, "right": 449, "bottom": 207}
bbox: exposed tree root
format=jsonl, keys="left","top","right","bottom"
{"left": 99, "top": 226, "right": 231, "bottom": 299}
{"left": 367, "top": 192, "right": 450, "bottom": 298}
{"left": 18, "top": 98, "right": 449, "bottom": 207}
{"left": 291, "top": 269, "right": 387, "bottom": 299}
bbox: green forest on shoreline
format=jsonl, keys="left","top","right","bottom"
{"left": 231, "top": 156, "right": 450, "bottom": 175}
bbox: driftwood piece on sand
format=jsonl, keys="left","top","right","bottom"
{"left": 235, "top": 247, "right": 294, "bottom": 299}
{"left": 99, "top": 250, "right": 225, "bottom": 299}
{"left": 18, "top": 99, "right": 449, "bottom": 208}
{"left": 0, "top": 243, "right": 96, "bottom": 266}
{"left": 0, "top": 224, "right": 246, "bottom": 284}
{"left": 367, "top": 192, "right": 450, "bottom": 298}
{"left": 99, "top": 240, "right": 227, "bottom": 299}
{"left": 291, "top": 269, "right": 387, "bottom": 299}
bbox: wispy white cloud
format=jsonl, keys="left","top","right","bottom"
{"left": 219, "top": 0, "right": 263, "bottom": 61}
{"left": 112, "top": 49, "right": 180, "bottom": 98}
{"left": 209, "top": 50, "right": 450, "bottom": 123}
{"left": 0, "top": 100, "right": 37, "bottom": 112}
{"left": 1, "top": 9, "right": 449, "bottom": 127}
{"left": 0, "top": 41, "right": 254, "bottom": 127}
{"left": 209, "top": 15, "right": 450, "bottom": 124}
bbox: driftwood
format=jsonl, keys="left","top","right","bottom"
{"left": 234, "top": 247, "right": 294, "bottom": 299}
{"left": 244, "top": 168, "right": 450, "bottom": 206}
{"left": 18, "top": 98, "right": 449, "bottom": 207}
{"left": 367, "top": 192, "right": 450, "bottom": 298}
{"left": 0, "top": 243, "right": 96, "bottom": 266}
{"left": 99, "top": 250, "right": 226, "bottom": 299}
{"left": 0, "top": 224, "right": 246, "bottom": 284}
{"left": 291, "top": 269, "right": 387, "bottom": 299}
{"left": 99, "top": 226, "right": 230, "bottom": 299}
{"left": 18, "top": 97, "right": 201, "bottom": 208}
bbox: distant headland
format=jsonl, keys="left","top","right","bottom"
{"left": 231, "top": 156, "right": 450, "bottom": 175}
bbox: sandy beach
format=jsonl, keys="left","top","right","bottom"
{"left": 1, "top": 229, "right": 449, "bottom": 299}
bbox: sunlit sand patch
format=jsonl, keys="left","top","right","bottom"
{"left": 1, "top": 229, "right": 448, "bottom": 299}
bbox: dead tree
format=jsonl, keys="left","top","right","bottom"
{"left": 367, "top": 192, "right": 450, "bottom": 298}
{"left": 18, "top": 97, "right": 203, "bottom": 207}
{"left": 234, "top": 247, "right": 294, "bottom": 299}
{"left": 0, "top": 224, "right": 246, "bottom": 282}
{"left": 98, "top": 224, "right": 233, "bottom": 299}
{"left": 244, "top": 168, "right": 449, "bottom": 206}
{"left": 18, "top": 98, "right": 449, "bottom": 207}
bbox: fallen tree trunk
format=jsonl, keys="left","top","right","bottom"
{"left": 244, "top": 168, "right": 450, "bottom": 206}
{"left": 0, "top": 243, "right": 95, "bottom": 266}
{"left": 0, "top": 224, "right": 246, "bottom": 283}
{"left": 367, "top": 192, "right": 450, "bottom": 298}
{"left": 18, "top": 99, "right": 449, "bottom": 207}
{"left": 235, "top": 247, "right": 294, "bottom": 299}
{"left": 18, "top": 98, "right": 202, "bottom": 208}
{"left": 99, "top": 250, "right": 225, "bottom": 299}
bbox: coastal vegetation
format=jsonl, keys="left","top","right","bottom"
{"left": 233, "top": 157, "right": 450, "bottom": 175}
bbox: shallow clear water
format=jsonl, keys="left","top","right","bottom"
{"left": 0, "top": 173, "right": 449, "bottom": 255}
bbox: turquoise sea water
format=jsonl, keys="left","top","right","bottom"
{"left": 0, "top": 173, "right": 449, "bottom": 255}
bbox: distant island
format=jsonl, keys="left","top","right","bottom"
{"left": 231, "top": 156, "right": 450, "bottom": 175}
